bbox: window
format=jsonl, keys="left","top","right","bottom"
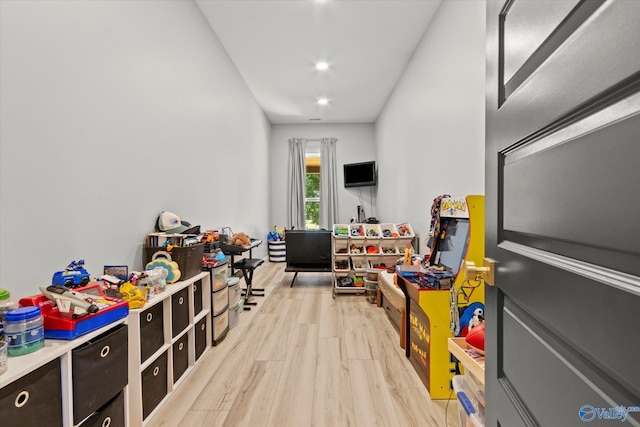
{"left": 305, "top": 148, "right": 321, "bottom": 230}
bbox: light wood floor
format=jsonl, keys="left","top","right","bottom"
{"left": 147, "top": 261, "right": 458, "bottom": 427}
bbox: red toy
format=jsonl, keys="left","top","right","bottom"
{"left": 465, "top": 322, "right": 485, "bottom": 354}
{"left": 20, "top": 283, "right": 129, "bottom": 340}
{"left": 202, "top": 256, "right": 218, "bottom": 268}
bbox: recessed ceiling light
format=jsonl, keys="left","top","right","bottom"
{"left": 317, "top": 98, "right": 329, "bottom": 105}
{"left": 315, "top": 62, "right": 329, "bottom": 71}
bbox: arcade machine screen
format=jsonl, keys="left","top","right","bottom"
{"left": 433, "top": 218, "right": 470, "bottom": 278}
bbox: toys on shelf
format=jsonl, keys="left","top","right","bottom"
{"left": 349, "top": 243, "right": 363, "bottom": 254}
{"left": 202, "top": 256, "right": 218, "bottom": 268}
{"left": 145, "top": 250, "right": 181, "bottom": 284}
{"left": 20, "top": 283, "right": 129, "bottom": 340}
{"left": 365, "top": 224, "right": 381, "bottom": 238}
{"left": 349, "top": 224, "right": 365, "bottom": 237}
{"left": 39, "top": 285, "right": 100, "bottom": 318}
{"left": 132, "top": 267, "right": 167, "bottom": 295}
{"left": 380, "top": 223, "right": 399, "bottom": 238}
{"left": 419, "top": 267, "right": 454, "bottom": 290}
{"left": 118, "top": 281, "right": 147, "bottom": 309}
{"left": 396, "top": 223, "right": 413, "bottom": 237}
{"left": 52, "top": 259, "right": 91, "bottom": 288}
{"left": 334, "top": 224, "right": 349, "bottom": 237}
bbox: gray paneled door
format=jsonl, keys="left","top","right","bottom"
{"left": 486, "top": 1, "right": 640, "bottom": 426}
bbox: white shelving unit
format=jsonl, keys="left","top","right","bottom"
{"left": 127, "top": 271, "right": 211, "bottom": 426}
{"left": 0, "top": 319, "right": 127, "bottom": 427}
{"left": 332, "top": 223, "right": 414, "bottom": 298}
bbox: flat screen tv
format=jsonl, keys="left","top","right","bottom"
{"left": 343, "top": 161, "right": 377, "bottom": 188}
{"left": 433, "top": 218, "right": 470, "bottom": 278}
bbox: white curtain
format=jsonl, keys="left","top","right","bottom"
{"left": 287, "top": 138, "right": 306, "bottom": 230}
{"left": 319, "top": 138, "right": 338, "bottom": 230}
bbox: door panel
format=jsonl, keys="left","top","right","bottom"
{"left": 502, "top": 93, "right": 640, "bottom": 275}
{"left": 502, "top": 0, "right": 586, "bottom": 98}
{"left": 487, "top": 0, "right": 640, "bottom": 425}
{"left": 495, "top": 0, "right": 640, "bottom": 141}
{"left": 502, "top": 297, "right": 638, "bottom": 426}
{"left": 497, "top": 255, "right": 640, "bottom": 396}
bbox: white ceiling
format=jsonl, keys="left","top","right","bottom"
{"left": 196, "top": 0, "right": 442, "bottom": 124}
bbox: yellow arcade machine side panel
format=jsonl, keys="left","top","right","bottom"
{"left": 408, "top": 195, "right": 485, "bottom": 399}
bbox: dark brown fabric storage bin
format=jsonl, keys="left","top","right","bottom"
{"left": 0, "top": 358, "right": 63, "bottom": 427}
{"left": 143, "top": 243, "right": 205, "bottom": 281}
{"left": 142, "top": 351, "right": 168, "bottom": 420}
{"left": 193, "top": 279, "right": 203, "bottom": 315}
{"left": 194, "top": 316, "right": 207, "bottom": 361}
{"left": 80, "top": 390, "right": 125, "bottom": 427}
{"left": 171, "top": 287, "right": 190, "bottom": 338}
{"left": 140, "top": 303, "right": 164, "bottom": 363}
{"left": 172, "top": 333, "right": 189, "bottom": 383}
{"left": 72, "top": 324, "right": 128, "bottom": 424}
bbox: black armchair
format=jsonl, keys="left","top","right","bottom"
{"left": 284, "top": 230, "right": 332, "bottom": 286}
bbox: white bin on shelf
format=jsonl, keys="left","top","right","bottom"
{"left": 349, "top": 223, "right": 366, "bottom": 239}
{"left": 379, "top": 223, "right": 398, "bottom": 239}
{"left": 364, "top": 224, "right": 381, "bottom": 239}
{"left": 333, "top": 223, "right": 350, "bottom": 238}
{"left": 395, "top": 222, "right": 415, "bottom": 239}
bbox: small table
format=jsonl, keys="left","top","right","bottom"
{"left": 220, "top": 239, "right": 264, "bottom": 310}
{"left": 220, "top": 239, "right": 262, "bottom": 275}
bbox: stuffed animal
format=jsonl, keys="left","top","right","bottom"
{"left": 458, "top": 302, "right": 484, "bottom": 337}
{"left": 468, "top": 307, "right": 484, "bottom": 330}
{"left": 231, "top": 232, "right": 251, "bottom": 247}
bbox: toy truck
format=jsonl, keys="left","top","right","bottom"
{"left": 52, "top": 260, "right": 91, "bottom": 288}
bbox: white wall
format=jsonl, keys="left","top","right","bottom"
{"left": 0, "top": 0, "right": 270, "bottom": 299}
{"left": 375, "top": 0, "right": 486, "bottom": 254}
{"left": 269, "top": 123, "right": 376, "bottom": 229}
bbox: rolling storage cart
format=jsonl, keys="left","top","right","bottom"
{"left": 228, "top": 277, "right": 242, "bottom": 329}
{"left": 205, "top": 260, "right": 229, "bottom": 345}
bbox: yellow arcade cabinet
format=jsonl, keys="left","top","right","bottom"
{"left": 397, "top": 195, "right": 485, "bottom": 399}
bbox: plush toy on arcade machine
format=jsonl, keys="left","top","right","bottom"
{"left": 462, "top": 304, "right": 485, "bottom": 354}
{"left": 458, "top": 302, "right": 484, "bottom": 338}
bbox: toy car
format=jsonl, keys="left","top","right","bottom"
{"left": 52, "top": 260, "right": 91, "bottom": 288}
{"left": 202, "top": 256, "right": 218, "bottom": 268}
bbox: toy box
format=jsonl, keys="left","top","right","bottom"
{"left": 419, "top": 268, "right": 454, "bottom": 290}
{"left": 19, "top": 283, "right": 129, "bottom": 340}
